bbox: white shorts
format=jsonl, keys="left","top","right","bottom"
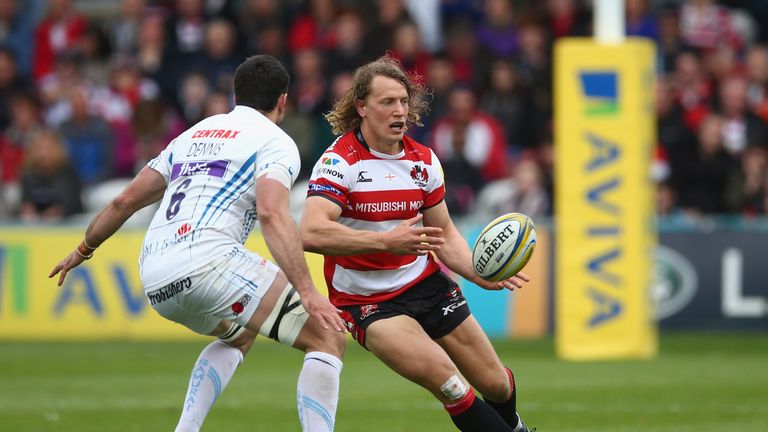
{"left": 146, "top": 246, "right": 309, "bottom": 346}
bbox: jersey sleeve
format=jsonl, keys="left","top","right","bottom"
{"left": 424, "top": 149, "right": 446, "bottom": 209}
{"left": 307, "top": 151, "right": 352, "bottom": 208}
{"left": 146, "top": 140, "right": 175, "bottom": 181}
{"left": 255, "top": 137, "right": 301, "bottom": 189}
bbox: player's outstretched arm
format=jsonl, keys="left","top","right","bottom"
{"left": 422, "top": 201, "right": 530, "bottom": 292}
{"left": 48, "top": 167, "right": 167, "bottom": 286}
{"left": 255, "top": 176, "right": 344, "bottom": 333}
{"left": 301, "top": 196, "right": 444, "bottom": 256}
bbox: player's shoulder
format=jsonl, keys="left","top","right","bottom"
{"left": 318, "top": 132, "right": 362, "bottom": 166}
{"left": 403, "top": 135, "right": 436, "bottom": 165}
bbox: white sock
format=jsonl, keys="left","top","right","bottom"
{"left": 175, "top": 340, "right": 243, "bottom": 432}
{"left": 297, "top": 351, "right": 343, "bottom": 432}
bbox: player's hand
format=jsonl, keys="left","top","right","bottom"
{"left": 386, "top": 213, "right": 445, "bottom": 255}
{"left": 301, "top": 289, "right": 346, "bottom": 333}
{"left": 48, "top": 249, "right": 91, "bottom": 287}
{"left": 473, "top": 271, "right": 531, "bottom": 292}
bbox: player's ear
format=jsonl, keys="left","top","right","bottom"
{"left": 354, "top": 99, "right": 366, "bottom": 118}
{"left": 276, "top": 93, "right": 288, "bottom": 117}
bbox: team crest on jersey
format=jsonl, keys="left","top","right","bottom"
{"left": 230, "top": 294, "right": 252, "bottom": 317}
{"left": 410, "top": 165, "right": 429, "bottom": 188}
{"left": 176, "top": 223, "right": 192, "bottom": 237}
{"left": 359, "top": 304, "right": 379, "bottom": 320}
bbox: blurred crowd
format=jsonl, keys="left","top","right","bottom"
{"left": 0, "top": 0, "right": 767, "bottom": 224}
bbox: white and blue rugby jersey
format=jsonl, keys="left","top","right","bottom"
{"left": 139, "top": 105, "right": 300, "bottom": 290}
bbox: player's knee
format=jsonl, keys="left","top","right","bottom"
{"left": 220, "top": 325, "right": 256, "bottom": 355}
{"left": 312, "top": 328, "right": 345, "bottom": 358}
{"left": 477, "top": 369, "right": 512, "bottom": 402}
{"left": 439, "top": 374, "right": 470, "bottom": 402}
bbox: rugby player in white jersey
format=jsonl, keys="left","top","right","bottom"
{"left": 49, "top": 55, "right": 345, "bottom": 432}
{"left": 301, "top": 56, "right": 534, "bottom": 432}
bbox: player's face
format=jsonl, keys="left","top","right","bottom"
{"left": 358, "top": 75, "right": 409, "bottom": 150}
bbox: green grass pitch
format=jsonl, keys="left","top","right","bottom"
{"left": 1, "top": 333, "right": 766, "bottom": 431}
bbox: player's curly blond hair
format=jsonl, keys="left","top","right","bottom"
{"left": 325, "top": 55, "right": 429, "bottom": 136}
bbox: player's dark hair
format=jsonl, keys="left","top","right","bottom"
{"left": 233, "top": 55, "right": 290, "bottom": 112}
{"left": 325, "top": 54, "right": 429, "bottom": 136}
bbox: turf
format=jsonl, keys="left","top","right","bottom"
{"left": 1, "top": 333, "right": 766, "bottom": 431}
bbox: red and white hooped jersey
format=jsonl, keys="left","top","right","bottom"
{"left": 307, "top": 130, "right": 445, "bottom": 306}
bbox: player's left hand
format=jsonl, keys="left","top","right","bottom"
{"left": 473, "top": 271, "right": 530, "bottom": 292}
{"left": 49, "top": 249, "right": 91, "bottom": 287}
{"left": 301, "top": 289, "right": 346, "bottom": 333}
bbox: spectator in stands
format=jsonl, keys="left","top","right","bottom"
{"left": 165, "top": 0, "right": 207, "bottom": 61}
{"left": 236, "top": 0, "right": 288, "bottom": 55}
{"left": 32, "top": 0, "right": 88, "bottom": 82}
{"left": 671, "top": 50, "right": 713, "bottom": 131}
{"left": 108, "top": 0, "right": 146, "bottom": 56}
{"left": 288, "top": 0, "right": 338, "bottom": 52}
{"left": 0, "top": 47, "right": 32, "bottom": 130}
{"left": 369, "top": 0, "right": 411, "bottom": 56}
{"left": 389, "top": 19, "right": 431, "bottom": 82}
{"left": 657, "top": 77, "right": 697, "bottom": 183}
{"left": 19, "top": 129, "right": 83, "bottom": 221}
{"left": 194, "top": 17, "right": 241, "bottom": 92}
{"left": 77, "top": 23, "right": 112, "bottom": 87}
{"left": 2, "top": 92, "right": 42, "bottom": 187}
{"left": 130, "top": 96, "right": 184, "bottom": 174}
{"left": 716, "top": 74, "right": 768, "bottom": 156}
{"left": 0, "top": 0, "right": 40, "bottom": 76}
{"left": 474, "top": 155, "right": 549, "bottom": 218}
{"left": 135, "top": 11, "right": 175, "bottom": 102}
{"left": 626, "top": 0, "right": 659, "bottom": 41}
{"left": 726, "top": 145, "right": 768, "bottom": 215}
{"left": 515, "top": 21, "right": 553, "bottom": 120}
{"left": 679, "top": 0, "right": 738, "bottom": 51}
{"left": 657, "top": 6, "right": 686, "bottom": 73}
{"left": 176, "top": 70, "right": 211, "bottom": 126}
{"left": 58, "top": 85, "right": 114, "bottom": 187}
{"left": 443, "top": 19, "right": 486, "bottom": 87}
{"left": 746, "top": 45, "right": 768, "bottom": 124}
{"left": 674, "top": 114, "right": 738, "bottom": 214}
{"left": 39, "top": 50, "right": 88, "bottom": 127}
{"left": 324, "top": 8, "right": 374, "bottom": 77}
{"left": 480, "top": 58, "right": 541, "bottom": 152}
{"left": 290, "top": 47, "right": 328, "bottom": 116}
{"left": 545, "top": 0, "right": 591, "bottom": 39}
{"left": 475, "top": 0, "right": 519, "bottom": 58}
{"left": 428, "top": 85, "right": 508, "bottom": 214}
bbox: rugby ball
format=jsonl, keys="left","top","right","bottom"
{"left": 472, "top": 213, "right": 536, "bottom": 282}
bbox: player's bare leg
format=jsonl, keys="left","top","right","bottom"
{"left": 437, "top": 315, "right": 531, "bottom": 432}
{"left": 365, "top": 315, "right": 514, "bottom": 432}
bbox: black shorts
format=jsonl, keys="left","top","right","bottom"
{"left": 339, "top": 271, "right": 471, "bottom": 349}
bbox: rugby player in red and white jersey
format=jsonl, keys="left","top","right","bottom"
{"left": 301, "top": 56, "right": 534, "bottom": 432}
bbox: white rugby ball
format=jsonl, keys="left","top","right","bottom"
{"left": 472, "top": 213, "right": 536, "bottom": 282}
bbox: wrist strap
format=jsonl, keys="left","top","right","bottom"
{"left": 76, "top": 241, "right": 94, "bottom": 259}
{"left": 82, "top": 237, "right": 97, "bottom": 250}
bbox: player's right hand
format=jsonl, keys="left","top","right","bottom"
{"left": 48, "top": 249, "right": 90, "bottom": 287}
{"left": 387, "top": 213, "right": 445, "bottom": 255}
{"left": 302, "top": 289, "right": 346, "bottom": 333}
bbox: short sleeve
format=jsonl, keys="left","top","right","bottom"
{"left": 255, "top": 137, "right": 301, "bottom": 189}
{"left": 423, "top": 149, "right": 445, "bottom": 209}
{"left": 147, "top": 140, "right": 175, "bottom": 181}
{"left": 307, "top": 152, "right": 352, "bottom": 208}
